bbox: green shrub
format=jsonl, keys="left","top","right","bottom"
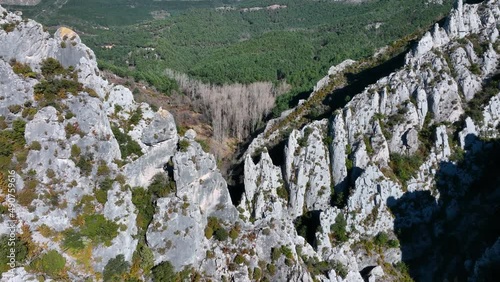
{"left": 131, "top": 187, "right": 155, "bottom": 232}
{"left": 133, "top": 241, "right": 154, "bottom": 275}
{"left": 30, "top": 141, "right": 41, "bottom": 151}
{"left": 389, "top": 153, "right": 424, "bottom": 184}
{"left": 374, "top": 232, "right": 389, "bottom": 246}
{"left": 97, "top": 162, "right": 110, "bottom": 176}
{"left": 470, "top": 63, "right": 481, "bottom": 75}
{"left": 214, "top": 228, "right": 228, "bottom": 241}
{"left": 81, "top": 214, "right": 119, "bottom": 246}
{"left": 8, "top": 104, "right": 21, "bottom": 114}
{"left": 62, "top": 229, "right": 85, "bottom": 250}
{"left": 267, "top": 263, "right": 277, "bottom": 275}
{"left": 65, "top": 122, "right": 82, "bottom": 138}
{"left": 148, "top": 173, "right": 175, "bottom": 198}
{"left": 330, "top": 213, "right": 348, "bottom": 243}
{"left": 35, "top": 79, "right": 83, "bottom": 106}
{"left": 204, "top": 226, "right": 213, "bottom": 239}
{"left": 332, "top": 260, "right": 348, "bottom": 279}
{"left": 31, "top": 250, "right": 66, "bottom": 277}
{"left": 234, "top": 254, "right": 245, "bottom": 265}
{"left": 271, "top": 247, "right": 281, "bottom": 261}
{"left": 253, "top": 267, "right": 262, "bottom": 280}
{"left": 276, "top": 185, "right": 289, "bottom": 202}
{"left": 229, "top": 226, "right": 240, "bottom": 240}
{"left": 280, "top": 245, "right": 293, "bottom": 260}
{"left": 103, "top": 254, "right": 129, "bottom": 282}
{"left": 111, "top": 126, "right": 143, "bottom": 160}
{"left": 22, "top": 107, "right": 37, "bottom": 120}
{"left": 0, "top": 235, "right": 28, "bottom": 273}
{"left": 12, "top": 62, "right": 36, "bottom": 78}
{"left": 40, "top": 58, "right": 65, "bottom": 78}
{"left": 178, "top": 139, "right": 190, "bottom": 152}
{"left": 76, "top": 154, "right": 93, "bottom": 176}
{"left": 129, "top": 107, "right": 142, "bottom": 126}
{"left": 152, "top": 261, "right": 176, "bottom": 282}
{"left": 1, "top": 23, "right": 15, "bottom": 33}
{"left": 96, "top": 177, "right": 114, "bottom": 204}
{"left": 70, "top": 144, "right": 81, "bottom": 158}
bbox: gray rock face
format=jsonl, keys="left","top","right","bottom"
{"left": 239, "top": 0, "right": 500, "bottom": 280}
{"left": 285, "top": 121, "right": 332, "bottom": 216}
{"left": 141, "top": 108, "right": 177, "bottom": 145}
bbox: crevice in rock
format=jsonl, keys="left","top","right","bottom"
{"left": 465, "top": 0, "right": 486, "bottom": 4}
{"left": 163, "top": 156, "right": 175, "bottom": 180}
{"left": 227, "top": 160, "right": 245, "bottom": 206}
{"left": 294, "top": 210, "right": 322, "bottom": 249}
{"left": 360, "top": 265, "right": 377, "bottom": 282}
{"left": 267, "top": 139, "right": 287, "bottom": 167}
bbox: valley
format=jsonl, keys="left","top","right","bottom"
{"left": 0, "top": 0, "right": 499, "bottom": 281}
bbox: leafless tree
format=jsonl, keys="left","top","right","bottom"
{"left": 166, "top": 69, "right": 290, "bottom": 141}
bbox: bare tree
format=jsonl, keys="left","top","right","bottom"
{"left": 166, "top": 69, "right": 290, "bottom": 141}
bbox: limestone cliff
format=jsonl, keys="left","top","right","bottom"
{"left": 0, "top": 0, "right": 499, "bottom": 281}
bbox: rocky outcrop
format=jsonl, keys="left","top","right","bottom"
{"left": 1, "top": 1, "right": 499, "bottom": 281}
{"left": 239, "top": 0, "right": 500, "bottom": 280}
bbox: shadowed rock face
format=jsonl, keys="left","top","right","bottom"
{"left": 389, "top": 137, "right": 500, "bottom": 281}
{"left": 0, "top": 0, "right": 499, "bottom": 281}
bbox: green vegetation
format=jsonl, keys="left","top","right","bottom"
{"left": 151, "top": 261, "right": 176, "bottom": 282}
{"left": 178, "top": 139, "right": 190, "bottom": 152}
{"left": 205, "top": 216, "right": 228, "bottom": 241}
{"left": 465, "top": 74, "right": 500, "bottom": 124}
{"left": 11, "top": 60, "right": 36, "bottom": 78}
{"left": 29, "top": 141, "right": 41, "bottom": 151}
{"left": 148, "top": 172, "right": 176, "bottom": 197}
{"left": 96, "top": 177, "right": 114, "bottom": 204}
{"left": 70, "top": 144, "right": 81, "bottom": 158}
{"left": 75, "top": 154, "right": 93, "bottom": 176}
{"left": 103, "top": 254, "right": 130, "bottom": 282}
{"left": 111, "top": 126, "right": 143, "bottom": 160}
{"left": 0, "top": 119, "right": 27, "bottom": 170}
{"left": 0, "top": 235, "right": 28, "bottom": 274}
{"left": 389, "top": 153, "right": 424, "bottom": 185}
{"left": 81, "top": 214, "right": 119, "bottom": 246}
{"left": 131, "top": 173, "right": 175, "bottom": 234}
{"left": 214, "top": 227, "right": 229, "bottom": 241}
{"left": 374, "top": 232, "right": 399, "bottom": 248}
{"left": 276, "top": 185, "right": 289, "bottom": 202}
{"left": 14, "top": 0, "right": 452, "bottom": 111}
{"left": 229, "top": 225, "right": 240, "bottom": 240}
{"left": 30, "top": 250, "right": 66, "bottom": 277}
{"left": 330, "top": 213, "right": 348, "bottom": 244}
{"left": 234, "top": 254, "right": 245, "bottom": 265}
{"left": 252, "top": 267, "right": 262, "bottom": 280}
{"left": 1, "top": 22, "right": 15, "bottom": 33}
{"left": 40, "top": 58, "right": 65, "bottom": 77}
{"left": 132, "top": 187, "right": 155, "bottom": 232}
{"left": 62, "top": 229, "right": 85, "bottom": 250}
{"left": 332, "top": 260, "right": 348, "bottom": 279}
{"left": 150, "top": 261, "right": 197, "bottom": 282}
{"left": 34, "top": 58, "right": 84, "bottom": 107}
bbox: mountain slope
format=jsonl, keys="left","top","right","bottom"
{"left": 0, "top": 0, "right": 499, "bottom": 281}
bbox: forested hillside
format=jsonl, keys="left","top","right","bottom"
{"left": 8, "top": 0, "right": 454, "bottom": 118}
